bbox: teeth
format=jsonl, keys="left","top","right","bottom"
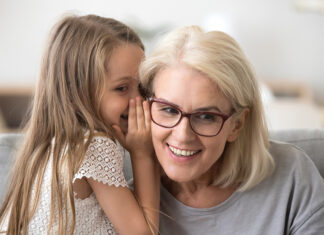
{"left": 169, "top": 145, "right": 199, "bottom": 157}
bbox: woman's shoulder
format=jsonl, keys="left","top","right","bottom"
{"left": 269, "top": 140, "right": 321, "bottom": 178}
{"left": 267, "top": 140, "right": 324, "bottom": 233}
{"left": 267, "top": 140, "right": 324, "bottom": 209}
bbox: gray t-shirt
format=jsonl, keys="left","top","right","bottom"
{"left": 159, "top": 141, "right": 324, "bottom": 235}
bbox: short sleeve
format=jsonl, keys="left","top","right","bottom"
{"left": 73, "top": 136, "right": 128, "bottom": 187}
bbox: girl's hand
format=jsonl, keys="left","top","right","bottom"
{"left": 113, "top": 97, "right": 154, "bottom": 158}
{"left": 112, "top": 97, "right": 160, "bottom": 235}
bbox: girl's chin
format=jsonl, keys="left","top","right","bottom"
{"left": 121, "top": 128, "right": 127, "bottom": 135}
{"left": 119, "top": 121, "right": 128, "bottom": 134}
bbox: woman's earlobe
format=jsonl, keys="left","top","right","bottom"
{"left": 227, "top": 108, "right": 249, "bottom": 142}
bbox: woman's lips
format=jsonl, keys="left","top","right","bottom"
{"left": 167, "top": 144, "right": 201, "bottom": 162}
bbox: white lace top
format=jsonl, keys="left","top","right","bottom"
{"left": 27, "top": 135, "right": 128, "bottom": 234}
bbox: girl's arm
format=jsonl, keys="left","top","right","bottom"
{"left": 87, "top": 97, "right": 160, "bottom": 235}
{"left": 124, "top": 97, "right": 160, "bottom": 234}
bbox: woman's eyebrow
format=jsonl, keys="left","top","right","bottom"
{"left": 156, "top": 97, "right": 224, "bottom": 113}
{"left": 154, "top": 97, "right": 181, "bottom": 109}
{"left": 195, "top": 106, "right": 223, "bottom": 113}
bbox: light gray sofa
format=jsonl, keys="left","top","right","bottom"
{"left": 1, "top": 129, "right": 324, "bottom": 204}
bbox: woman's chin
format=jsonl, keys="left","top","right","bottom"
{"left": 164, "top": 168, "right": 194, "bottom": 183}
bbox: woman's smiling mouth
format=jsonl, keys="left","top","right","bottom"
{"left": 167, "top": 144, "right": 201, "bottom": 157}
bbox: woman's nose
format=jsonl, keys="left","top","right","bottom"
{"left": 173, "top": 117, "right": 196, "bottom": 141}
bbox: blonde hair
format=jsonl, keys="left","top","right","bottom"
{"left": 139, "top": 26, "right": 274, "bottom": 191}
{"left": 0, "top": 14, "right": 143, "bottom": 234}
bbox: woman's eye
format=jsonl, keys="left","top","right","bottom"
{"left": 194, "top": 113, "right": 220, "bottom": 123}
{"left": 200, "top": 114, "right": 215, "bottom": 121}
{"left": 161, "top": 107, "right": 179, "bottom": 115}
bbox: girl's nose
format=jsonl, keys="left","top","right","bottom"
{"left": 130, "top": 83, "right": 141, "bottom": 99}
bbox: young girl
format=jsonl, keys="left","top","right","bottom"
{"left": 0, "top": 14, "right": 160, "bottom": 234}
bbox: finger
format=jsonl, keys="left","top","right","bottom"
{"left": 112, "top": 125, "right": 126, "bottom": 147}
{"left": 143, "top": 100, "right": 151, "bottom": 129}
{"left": 128, "top": 99, "right": 137, "bottom": 130}
{"left": 136, "top": 97, "right": 145, "bottom": 130}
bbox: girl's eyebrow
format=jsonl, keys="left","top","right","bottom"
{"left": 116, "top": 76, "right": 132, "bottom": 81}
{"left": 111, "top": 76, "right": 135, "bottom": 84}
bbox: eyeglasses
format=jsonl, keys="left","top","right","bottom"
{"left": 149, "top": 98, "right": 233, "bottom": 137}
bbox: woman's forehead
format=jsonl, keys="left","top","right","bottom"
{"left": 152, "top": 65, "right": 232, "bottom": 113}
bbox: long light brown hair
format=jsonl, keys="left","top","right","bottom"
{"left": 140, "top": 26, "right": 274, "bottom": 191}
{"left": 0, "top": 14, "right": 143, "bottom": 234}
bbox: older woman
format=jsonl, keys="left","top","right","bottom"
{"left": 139, "top": 26, "right": 324, "bottom": 234}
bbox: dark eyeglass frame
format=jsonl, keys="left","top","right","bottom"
{"left": 149, "top": 97, "right": 234, "bottom": 137}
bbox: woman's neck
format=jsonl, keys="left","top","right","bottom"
{"left": 162, "top": 175, "right": 236, "bottom": 208}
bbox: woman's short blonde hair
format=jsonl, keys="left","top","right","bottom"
{"left": 139, "top": 26, "right": 274, "bottom": 191}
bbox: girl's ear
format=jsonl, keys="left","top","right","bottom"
{"left": 227, "top": 108, "right": 249, "bottom": 142}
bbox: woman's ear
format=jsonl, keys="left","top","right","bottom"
{"left": 227, "top": 108, "right": 249, "bottom": 142}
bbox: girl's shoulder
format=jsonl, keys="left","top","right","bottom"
{"left": 85, "top": 131, "right": 119, "bottom": 154}
{"left": 84, "top": 130, "right": 116, "bottom": 146}
{"left": 92, "top": 130, "right": 112, "bottom": 138}
{"left": 74, "top": 130, "right": 127, "bottom": 187}
{"left": 92, "top": 131, "right": 114, "bottom": 141}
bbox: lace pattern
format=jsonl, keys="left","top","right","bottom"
{"left": 73, "top": 136, "right": 128, "bottom": 188}
{"left": 24, "top": 135, "right": 128, "bottom": 234}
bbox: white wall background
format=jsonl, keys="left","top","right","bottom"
{"left": 1, "top": 0, "right": 324, "bottom": 103}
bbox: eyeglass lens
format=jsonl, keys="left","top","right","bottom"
{"left": 151, "top": 101, "right": 225, "bottom": 136}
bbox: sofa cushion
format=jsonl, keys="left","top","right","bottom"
{"left": 0, "top": 129, "right": 323, "bottom": 203}
{"left": 0, "top": 133, "right": 23, "bottom": 203}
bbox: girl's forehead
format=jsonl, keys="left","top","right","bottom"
{"left": 106, "top": 44, "right": 144, "bottom": 80}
